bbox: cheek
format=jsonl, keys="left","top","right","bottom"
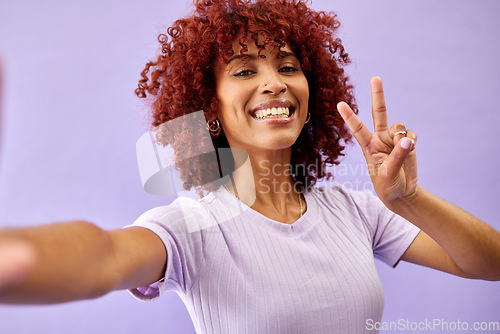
{"left": 214, "top": 81, "right": 233, "bottom": 121}
{"left": 297, "top": 76, "right": 310, "bottom": 104}
{"left": 218, "top": 84, "right": 250, "bottom": 114}
{"left": 215, "top": 84, "right": 249, "bottom": 128}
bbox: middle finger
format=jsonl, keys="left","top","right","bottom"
{"left": 371, "top": 76, "right": 389, "bottom": 133}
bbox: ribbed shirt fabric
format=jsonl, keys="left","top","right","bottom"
{"left": 129, "top": 184, "right": 420, "bottom": 334}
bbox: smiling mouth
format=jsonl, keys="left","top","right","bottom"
{"left": 251, "top": 107, "right": 295, "bottom": 119}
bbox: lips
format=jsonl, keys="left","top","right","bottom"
{"left": 249, "top": 99, "right": 296, "bottom": 119}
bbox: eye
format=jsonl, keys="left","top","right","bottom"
{"left": 234, "top": 69, "right": 255, "bottom": 77}
{"left": 279, "top": 65, "right": 299, "bottom": 73}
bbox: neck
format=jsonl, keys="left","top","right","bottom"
{"left": 225, "top": 147, "right": 305, "bottom": 223}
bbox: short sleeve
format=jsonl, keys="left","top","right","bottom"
{"left": 372, "top": 200, "right": 421, "bottom": 267}
{"left": 339, "top": 186, "right": 421, "bottom": 267}
{"left": 126, "top": 197, "right": 207, "bottom": 301}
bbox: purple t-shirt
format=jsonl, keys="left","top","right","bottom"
{"left": 129, "top": 184, "right": 420, "bottom": 333}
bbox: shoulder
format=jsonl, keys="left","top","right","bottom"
{"left": 134, "top": 192, "right": 220, "bottom": 233}
{"left": 309, "top": 183, "right": 382, "bottom": 211}
{"left": 308, "top": 183, "right": 389, "bottom": 235}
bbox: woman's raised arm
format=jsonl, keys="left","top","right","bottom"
{"left": 337, "top": 76, "right": 500, "bottom": 281}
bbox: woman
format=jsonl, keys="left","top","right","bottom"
{"left": 0, "top": 0, "right": 499, "bottom": 333}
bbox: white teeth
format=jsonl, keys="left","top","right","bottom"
{"left": 253, "top": 107, "right": 291, "bottom": 119}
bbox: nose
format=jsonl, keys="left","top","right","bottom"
{"left": 259, "top": 70, "right": 286, "bottom": 95}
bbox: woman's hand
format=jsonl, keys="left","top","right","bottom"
{"left": 337, "top": 77, "right": 500, "bottom": 280}
{"left": 337, "top": 76, "right": 418, "bottom": 207}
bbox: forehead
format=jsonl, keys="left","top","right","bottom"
{"left": 216, "top": 34, "right": 293, "bottom": 66}
{"left": 230, "top": 34, "right": 292, "bottom": 53}
{"left": 213, "top": 34, "right": 296, "bottom": 76}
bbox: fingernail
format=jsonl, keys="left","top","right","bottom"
{"left": 400, "top": 137, "right": 411, "bottom": 149}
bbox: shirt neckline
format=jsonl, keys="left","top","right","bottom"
{"left": 215, "top": 185, "right": 318, "bottom": 235}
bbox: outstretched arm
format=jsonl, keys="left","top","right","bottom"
{"left": 0, "top": 222, "right": 166, "bottom": 304}
{"left": 337, "top": 77, "right": 500, "bottom": 281}
{"left": 0, "top": 58, "right": 167, "bottom": 303}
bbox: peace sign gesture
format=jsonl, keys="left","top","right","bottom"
{"left": 337, "top": 77, "right": 418, "bottom": 207}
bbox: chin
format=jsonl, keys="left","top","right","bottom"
{"left": 257, "top": 135, "right": 299, "bottom": 151}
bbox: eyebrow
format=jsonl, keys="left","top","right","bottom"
{"left": 227, "top": 51, "right": 298, "bottom": 64}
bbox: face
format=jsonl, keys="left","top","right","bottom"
{"left": 214, "top": 36, "right": 309, "bottom": 155}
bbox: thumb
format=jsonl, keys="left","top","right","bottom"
{"left": 381, "top": 137, "right": 414, "bottom": 179}
{"left": 0, "top": 241, "right": 37, "bottom": 289}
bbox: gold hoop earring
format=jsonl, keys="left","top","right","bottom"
{"left": 208, "top": 119, "right": 221, "bottom": 136}
{"left": 304, "top": 112, "right": 311, "bottom": 124}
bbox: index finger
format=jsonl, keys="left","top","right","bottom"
{"left": 371, "top": 76, "right": 388, "bottom": 132}
{"left": 337, "top": 101, "right": 372, "bottom": 149}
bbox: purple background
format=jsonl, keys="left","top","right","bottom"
{"left": 0, "top": 0, "right": 499, "bottom": 333}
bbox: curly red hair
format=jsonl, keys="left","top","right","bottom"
{"left": 136, "top": 0, "right": 357, "bottom": 194}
